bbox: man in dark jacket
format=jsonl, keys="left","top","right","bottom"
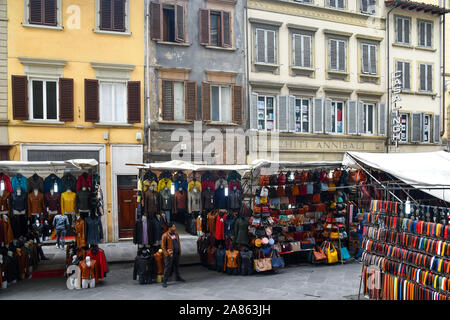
{"left": 161, "top": 223, "right": 185, "bottom": 287}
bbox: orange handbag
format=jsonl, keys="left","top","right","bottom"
{"left": 292, "top": 185, "right": 300, "bottom": 196}
{"left": 333, "top": 169, "right": 342, "bottom": 183}
{"left": 312, "top": 193, "right": 321, "bottom": 204}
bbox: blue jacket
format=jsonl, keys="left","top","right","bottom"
{"left": 11, "top": 174, "right": 27, "bottom": 193}
{"left": 216, "top": 249, "right": 226, "bottom": 269}
{"left": 53, "top": 214, "right": 69, "bottom": 230}
{"left": 224, "top": 215, "right": 236, "bottom": 238}
{"left": 174, "top": 180, "right": 188, "bottom": 191}
{"left": 44, "top": 174, "right": 63, "bottom": 193}
{"left": 215, "top": 187, "right": 228, "bottom": 209}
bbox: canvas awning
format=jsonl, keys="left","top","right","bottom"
{"left": 127, "top": 160, "right": 252, "bottom": 172}
{"left": 0, "top": 159, "right": 98, "bottom": 176}
{"left": 343, "top": 151, "right": 450, "bottom": 202}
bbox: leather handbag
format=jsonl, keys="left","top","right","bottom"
{"left": 330, "top": 232, "right": 339, "bottom": 239}
{"left": 290, "top": 241, "right": 301, "bottom": 252}
{"left": 259, "top": 175, "right": 270, "bottom": 186}
{"left": 292, "top": 185, "right": 300, "bottom": 196}
{"left": 254, "top": 250, "right": 272, "bottom": 272}
{"left": 327, "top": 242, "right": 339, "bottom": 264}
{"left": 313, "top": 246, "right": 327, "bottom": 262}
{"left": 312, "top": 193, "right": 321, "bottom": 204}
{"left": 301, "top": 241, "right": 314, "bottom": 250}
{"left": 269, "top": 175, "right": 278, "bottom": 186}
{"left": 280, "top": 242, "right": 291, "bottom": 252}
{"left": 328, "top": 182, "right": 336, "bottom": 192}
{"left": 333, "top": 170, "right": 342, "bottom": 183}
{"left": 271, "top": 249, "right": 285, "bottom": 269}
{"left": 340, "top": 247, "right": 351, "bottom": 260}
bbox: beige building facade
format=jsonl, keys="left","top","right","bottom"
{"left": 0, "top": 0, "right": 8, "bottom": 160}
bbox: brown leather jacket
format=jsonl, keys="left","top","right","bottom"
{"left": 161, "top": 231, "right": 181, "bottom": 257}
{"left": 207, "top": 211, "right": 218, "bottom": 236}
{"left": 75, "top": 218, "right": 86, "bottom": 248}
{"left": 0, "top": 191, "right": 10, "bottom": 212}
{"left": 28, "top": 192, "right": 44, "bottom": 216}
{"left": 144, "top": 189, "right": 159, "bottom": 216}
{"left": 154, "top": 251, "right": 164, "bottom": 275}
{"left": 224, "top": 250, "right": 239, "bottom": 271}
{"left": 173, "top": 190, "right": 187, "bottom": 213}
{"left": 78, "top": 259, "right": 97, "bottom": 282}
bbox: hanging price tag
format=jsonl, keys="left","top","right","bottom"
{"left": 0, "top": 181, "right": 4, "bottom": 191}
{"left": 54, "top": 182, "right": 58, "bottom": 193}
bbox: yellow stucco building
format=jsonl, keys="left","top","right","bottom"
{"left": 7, "top": 0, "right": 145, "bottom": 242}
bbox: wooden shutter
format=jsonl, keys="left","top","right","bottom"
{"left": 361, "top": 0, "right": 368, "bottom": 13}
{"left": 347, "top": 100, "right": 357, "bottom": 135}
{"left": 232, "top": 85, "right": 243, "bottom": 124}
{"left": 338, "top": 40, "right": 345, "bottom": 71}
{"left": 199, "top": 9, "right": 210, "bottom": 45}
{"left": 44, "top": 0, "right": 57, "bottom": 26}
{"left": 29, "top": 0, "right": 42, "bottom": 24}
{"left": 12, "top": 75, "right": 29, "bottom": 120}
{"left": 250, "top": 93, "right": 258, "bottom": 130}
{"left": 324, "top": 98, "right": 333, "bottom": 134}
{"left": 288, "top": 95, "right": 296, "bottom": 132}
{"left": 426, "top": 22, "right": 432, "bottom": 48}
{"left": 377, "top": 102, "right": 386, "bottom": 136}
{"left": 303, "top": 35, "right": 312, "bottom": 68}
{"left": 59, "top": 78, "right": 74, "bottom": 122}
{"left": 370, "top": 45, "right": 377, "bottom": 74}
{"left": 419, "top": 21, "right": 425, "bottom": 47}
{"left": 150, "top": 2, "right": 162, "bottom": 40}
{"left": 357, "top": 101, "right": 365, "bottom": 134}
{"left": 426, "top": 64, "right": 433, "bottom": 92}
{"left": 396, "top": 17, "right": 402, "bottom": 43}
{"left": 404, "top": 62, "right": 410, "bottom": 90}
{"left": 84, "top": 79, "right": 99, "bottom": 123}
{"left": 329, "top": 39, "right": 337, "bottom": 70}
{"left": 222, "top": 11, "right": 231, "bottom": 48}
{"left": 201, "top": 82, "right": 211, "bottom": 121}
{"left": 113, "top": 0, "right": 126, "bottom": 32}
{"left": 362, "top": 44, "right": 369, "bottom": 74}
{"left": 337, "top": 0, "right": 344, "bottom": 8}
{"left": 312, "top": 98, "right": 324, "bottom": 133}
{"left": 185, "top": 81, "right": 197, "bottom": 121}
{"left": 127, "top": 81, "right": 141, "bottom": 124}
{"left": 329, "top": 0, "right": 336, "bottom": 7}
{"left": 411, "top": 112, "right": 423, "bottom": 142}
{"left": 433, "top": 114, "right": 441, "bottom": 143}
{"left": 293, "top": 34, "right": 302, "bottom": 67}
{"left": 161, "top": 80, "right": 174, "bottom": 121}
{"left": 419, "top": 64, "right": 426, "bottom": 91}
{"left": 256, "top": 29, "right": 266, "bottom": 63}
{"left": 404, "top": 18, "right": 410, "bottom": 44}
{"left": 266, "top": 30, "right": 276, "bottom": 64}
{"left": 100, "top": 0, "right": 112, "bottom": 30}
{"left": 369, "top": 0, "right": 376, "bottom": 13}
{"left": 277, "top": 95, "right": 288, "bottom": 132}
{"left": 175, "top": 4, "right": 185, "bottom": 43}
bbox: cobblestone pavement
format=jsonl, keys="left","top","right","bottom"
{"left": 0, "top": 261, "right": 364, "bottom": 300}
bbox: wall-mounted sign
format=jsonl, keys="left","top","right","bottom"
{"left": 391, "top": 71, "right": 403, "bottom": 147}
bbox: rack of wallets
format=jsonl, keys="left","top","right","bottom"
{"left": 360, "top": 200, "right": 450, "bottom": 300}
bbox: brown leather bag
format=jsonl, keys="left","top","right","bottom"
{"left": 313, "top": 246, "right": 327, "bottom": 262}
{"left": 254, "top": 250, "right": 272, "bottom": 272}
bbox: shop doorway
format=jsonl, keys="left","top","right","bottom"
{"left": 117, "top": 175, "right": 137, "bottom": 239}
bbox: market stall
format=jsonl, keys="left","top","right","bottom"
{"left": 0, "top": 159, "right": 108, "bottom": 290}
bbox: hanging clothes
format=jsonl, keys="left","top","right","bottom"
{"left": 76, "top": 189, "right": 91, "bottom": 211}
{"left": 11, "top": 174, "right": 27, "bottom": 193}
{"left": 45, "top": 192, "right": 61, "bottom": 213}
{"left": 157, "top": 178, "right": 172, "bottom": 193}
{"left": 27, "top": 191, "right": 45, "bottom": 216}
{"left": 74, "top": 218, "right": 86, "bottom": 248}
{"left": 174, "top": 190, "right": 187, "bottom": 213}
{"left": 144, "top": 189, "right": 159, "bottom": 218}
{"left": 61, "top": 172, "right": 77, "bottom": 193}
{"left": 188, "top": 180, "right": 202, "bottom": 192}
{"left": 215, "top": 213, "right": 227, "bottom": 241}
{"left": 27, "top": 174, "right": 44, "bottom": 193}
{"left": 133, "top": 218, "right": 154, "bottom": 245}
{"left": 207, "top": 211, "right": 218, "bottom": 237}
{"left": 86, "top": 247, "right": 108, "bottom": 282}
{"left": 0, "top": 173, "right": 13, "bottom": 194}
{"left": 188, "top": 188, "right": 202, "bottom": 213}
{"left": 215, "top": 187, "right": 228, "bottom": 209}
{"left": 61, "top": 191, "right": 76, "bottom": 214}
{"left": 0, "top": 191, "right": 10, "bottom": 212}
{"left": 76, "top": 173, "right": 92, "bottom": 192}
{"left": 44, "top": 174, "right": 63, "bottom": 194}
{"left": 202, "top": 188, "right": 215, "bottom": 211}
{"left": 85, "top": 215, "right": 103, "bottom": 245}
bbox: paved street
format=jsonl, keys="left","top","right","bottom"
{"left": 0, "top": 260, "right": 363, "bottom": 300}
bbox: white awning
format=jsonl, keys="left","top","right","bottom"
{"left": 128, "top": 160, "right": 251, "bottom": 172}
{"left": 0, "top": 159, "right": 98, "bottom": 177}
{"left": 343, "top": 151, "right": 450, "bottom": 202}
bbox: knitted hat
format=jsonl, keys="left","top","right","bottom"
{"left": 268, "top": 238, "right": 274, "bottom": 246}
{"left": 262, "top": 237, "right": 269, "bottom": 245}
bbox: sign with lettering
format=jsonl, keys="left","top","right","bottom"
{"left": 391, "top": 71, "right": 403, "bottom": 147}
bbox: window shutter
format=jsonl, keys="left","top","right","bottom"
{"left": 329, "top": 0, "right": 336, "bottom": 7}
{"left": 201, "top": 82, "right": 211, "bottom": 121}
{"left": 396, "top": 61, "right": 402, "bottom": 74}
{"left": 362, "top": 44, "right": 369, "bottom": 74}
{"left": 84, "top": 79, "right": 99, "bottom": 123}
{"left": 185, "top": 81, "right": 197, "bottom": 121}
{"left": 277, "top": 96, "right": 288, "bottom": 132}
{"left": 411, "top": 112, "right": 423, "bottom": 142}
{"left": 324, "top": 98, "right": 333, "bottom": 134}
{"left": 404, "top": 62, "right": 410, "bottom": 90}
{"left": 293, "top": 35, "right": 302, "bottom": 67}
{"left": 396, "top": 17, "right": 402, "bottom": 43}
{"left": 127, "top": 81, "right": 141, "bottom": 124}
{"left": 433, "top": 114, "right": 441, "bottom": 143}
{"left": 150, "top": 2, "right": 162, "bottom": 41}
{"left": 337, "top": 0, "right": 344, "bottom": 9}
{"left": 404, "top": 18, "right": 410, "bottom": 44}
{"left": 100, "top": 0, "right": 112, "bottom": 30}
{"left": 162, "top": 80, "right": 174, "bottom": 121}
{"left": 12, "top": 75, "right": 29, "bottom": 120}
{"left": 329, "top": 39, "right": 337, "bottom": 70}
{"left": 29, "top": 0, "right": 42, "bottom": 24}
{"left": 419, "top": 21, "right": 425, "bottom": 47}
{"left": 303, "top": 35, "right": 312, "bottom": 68}
{"left": 232, "top": 85, "right": 243, "bottom": 124}
{"left": 357, "top": 101, "right": 365, "bottom": 134}
{"left": 250, "top": 93, "right": 258, "bottom": 130}
{"left": 426, "top": 23, "right": 432, "bottom": 48}
{"left": 175, "top": 4, "right": 185, "bottom": 43}
{"left": 113, "top": 0, "right": 125, "bottom": 32}
{"left": 377, "top": 102, "right": 386, "bottom": 136}
{"left": 222, "top": 11, "right": 231, "bottom": 48}
{"left": 312, "top": 98, "right": 324, "bottom": 133}
{"left": 288, "top": 95, "right": 296, "bottom": 132}
{"left": 59, "top": 78, "right": 74, "bottom": 122}
{"left": 369, "top": 0, "right": 376, "bottom": 13}
{"left": 199, "top": 9, "right": 210, "bottom": 46}
{"left": 256, "top": 29, "right": 266, "bottom": 63}
{"left": 361, "top": 0, "right": 368, "bottom": 13}
{"left": 338, "top": 40, "right": 345, "bottom": 71}
{"left": 369, "top": 45, "right": 377, "bottom": 74}
{"left": 44, "top": 0, "right": 57, "bottom": 26}
{"left": 419, "top": 64, "right": 426, "bottom": 91}
{"left": 426, "top": 64, "right": 433, "bottom": 92}
{"left": 266, "top": 30, "right": 276, "bottom": 64}
{"left": 347, "top": 100, "right": 357, "bottom": 135}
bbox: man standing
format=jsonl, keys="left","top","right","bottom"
{"left": 161, "top": 223, "right": 185, "bottom": 287}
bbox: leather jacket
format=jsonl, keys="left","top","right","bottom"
{"left": 85, "top": 216, "right": 103, "bottom": 245}
{"left": 27, "top": 174, "right": 44, "bottom": 194}
{"left": 11, "top": 192, "right": 27, "bottom": 212}
{"left": 0, "top": 191, "right": 10, "bottom": 212}
{"left": 159, "top": 189, "right": 173, "bottom": 211}
{"left": 133, "top": 218, "right": 154, "bottom": 245}
{"left": 239, "top": 249, "right": 254, "bottom": 275}
{"left": 174, "top": 190, "right": 187, "bottom": 213}
{"left": 28, "top": 191, "right": 44, "bottom": 215}
{"left": 207, "top": 246, "right": 217, "bottom": 267}
{"left": 61, "top": 172, "right": 77, "bottom": 193}
{"left": 224, "top": 250, "right": 239, "bottom": 271}
{"left": 78, "top": 259, "right": 97, "bottom": 281}
{"left": 161, "top": 231, "right": 181, "bottom": 257}
{"left": 188, "top": 189, "right": 202, "bottom": 213}
{"left": 153, "top": 251, "right": 164, "bottom": 275}
{"left": 202, "top": 188, "right": 215, "bottom": 210}
{"left": 144, "top": 189, "right": 159, "bottom": 217}
{"left": 228, "top": 189, "right": 242, "bottom": 210}
{"left": 133, "top": 253, "right": 154, "bottom": 280}
{"left": 76, "top": 190, "right": 91, "bottom": 211}
{"left": 75, "top": 218, "right": 86, "bottom": 248}
{"left": 45, "top": 192, "right": 60, "bottom": 213}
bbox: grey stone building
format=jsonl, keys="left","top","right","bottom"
{"left": 146, "top": 0, "right": 247, "bottom": 164}
{"left": 0, "top": 0, "right": 8, "bottom": 160}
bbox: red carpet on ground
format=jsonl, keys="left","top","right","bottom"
{"left": 32, "top": 269, "right": 65, "bottom": 279}
{"left": 50, "top": 236, "right": 76, "bottom": 241}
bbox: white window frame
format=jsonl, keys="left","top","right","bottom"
{"left": 256, "top": 28, "right": 276, "bottom": 65}
{"left": 172, "top": 81, "right": 186, "bottom": 122}
{"left": 210, "top": 84, "right": 232, "bottom": 123}
{"left": 22, "top": 0, "right": 63, "bottom": 30}
{"left": 330, "top": 100, "right": 344, "bottom": 134}
{"left": 257, "top": 95, "right": 276, "bottom": 132}
{"left": 360, "top": 0, "right": 376, "bottom": 15}
{"left": 293, "top": 33, "right": 312, "bottom": 68}
{"left": 28, "top": 77, "right": 59, "bottom": 121}
{"left": 418, "top": 20, "right": 433, "bottom": 48}
{"left": 329, "top": 39, "right": 346, "bottom": 72}
{"left": 99, "top": 80, "right": 128, "bottom": 124}
{"left": 362, "top": 103, "right": 375, "bottom": 136}
{"left": 396, "top": 61, "right": 411, "bottom": 91}
{"left": 329, "top": 0, "right": 345, "bottom": 9}
{"left": 395, "top": 16, "right": 411, "bottom": 45}
{"left": 94, "top": 0, "right": 131, "bottom": 36}
{"left": 361, "top": 43, "right": 377, "bottom": 75}
{"left": 419, "top": 63, "right": 433, "bottom": 93}
{"left": 295, "top": 98, "right": 310, "bottom": 133}
{"left": 423, "top": 114, "right": 431, "bottom": 143}
{"left": 399, "top": 113, "right": 408, "bottom": 142}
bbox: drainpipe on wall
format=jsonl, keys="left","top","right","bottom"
{"left": 386, "top": 5, "right": 396, "bottom": 153}
{"left": 245, "top": 0, "right": 250, "bottom": 162}
{"left": 145, "top": 0, "right": 152, "bottom": 160}
{"left": 442, "top": 1, "right": 446, "bottom": 141}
